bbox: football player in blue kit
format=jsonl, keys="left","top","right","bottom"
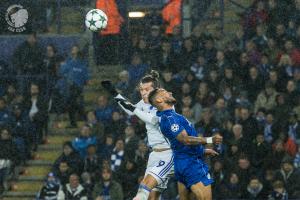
{"left": 148, "top": 88, "right": 223, "bottom": 200}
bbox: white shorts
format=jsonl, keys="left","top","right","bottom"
{"left": 145, "top": 149, "right": 174, "bottom": 192}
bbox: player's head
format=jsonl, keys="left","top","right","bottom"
{"left": 139, "top": 70, "right": 160, "bottom": 103}
{"left": 148, "top": 88, "right": 176, "bottom": 110}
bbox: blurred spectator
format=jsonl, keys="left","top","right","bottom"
{"left": 124, "top": 125, "right": 139, "bottom": 159}
{"left": 55, "top": 161, "right": 73, "bottom": 186}
{"left": 178, "top": 37, "right": 197, "bottom": 70}
{"left": 195, "top": 108, "right": 218, "bottom": 137}
{"left": 92, "top": 167, "right": 123, "bottom": 200}
{"left": 104, "top": 111, "right": 126, "bottom": 140}
{"left": 126, "top": 54, "right": 149, "bottom": 87}
{"left": 60, "top": 45, "right": 89, "bottom": 128}
{"left": 37, "top": 172, "right": 60, "bottom": 200}
{"left": 95, "top": 95, "right": 114, "bottom": 124}
{"left": 58, "top": 173, "right": 87, "bottom": 200}
{"left": 195, "top": 82, "right": 216, "bottom": 108}
{"left": 115, "top": 70, "right": 131, "bottom": 95}
{"left": 267, "top": 180, "right": 288, "bottom": 200}
{"left": 286, "top": 112, "right": 300, "bottom": 144}
{"left": 218, "top": 172, "right": 243, "bottom": 199}
{"left": 111, "top": 138, "right": 125, "bottom": 172}
{"left": 211, "top": 159, "right": 225, "bottom": 197}
{"left": 153, "top": 39, "right": 176, "bottom": 72}
{"left": 274, "top": 156, "right": 300, "bottom": 198}
{"left": 265, "top": 139, "right": 288, "bottom": 170}
{"left": 11, "top": 104, "right": 32, "bottom": 162}
{"left": 251, "top": 133, "right": 271, "bottom": 171}
{"left": 252, "top": 25, "right": 268, "bottom": 51}
{"left": 231, "top": 124, "right": 251, "bottom": 156}
{"left": 24, "top": 83, "right": 48, "bottom": 150}
{"left": 98, "top": 134, "right": 114, "bottom": 161}
{"left": 116, "top": 159, "right": 139, "bottom": 199}
{"left": 235, "top": 156, "right": 257, "bottom": 191}
{"left": 134, "top": 140, "right": 149, "bottom": 174}
{"left": 0, "top": 98, "right": 13, "bottom": 127}
{"left": 242, "top": 176, "right": 268, "bottom": 199}
{"left": 83, "top": 144, "right": 102, "bottom": 182}
{"left": 147, "top": 25, "right": 161, "bottom": 52}
{"left": 12, "top": 33, "right": 44, "bottom": 76}
{"left": 0, "top": 128, "right": 19, "bottom": 193}
{"left": 3, "top": 84, "right": 22, "bottom": 106}
{"left": 53, "top": 141, "right": 83, "bottom": 176}
{"left": 72, "top": 125, "right": 97, "bottom": 158}
{"left": 239, "top": 106, "right": 259, "bottom": 143}
{"left": 245, "top": 66, "right": 265, "bottom": 103}
{"left": 213, "top": 97, "right": 230, "bottom": 126}
{"left": 284, "top": 40, "right": 300, "bottom": 67}
{"left": 294, "top": 146, "right": 300, "bottom": 168}
{"left": 190, "top": 54, "right": 207, "bottom": 81}
{"left": 179, "top": 95, "right": 202, "bottom": 125}
{"left": 85, "top": 111, "right": 104, "bottom": 139}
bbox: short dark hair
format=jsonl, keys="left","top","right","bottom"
{"left": 148, "top": 88, "right": 160, "bottom": 106}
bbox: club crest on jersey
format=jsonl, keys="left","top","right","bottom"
{"left": 171, "top": 124, "right": 179, "bottom": 132}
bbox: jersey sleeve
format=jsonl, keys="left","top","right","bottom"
{"left": 163, "top": 115, "right": 185, "bottom": 138}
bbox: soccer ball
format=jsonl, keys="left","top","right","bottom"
{"left": 85, "top": 9, "right": 108, "bottom": 32}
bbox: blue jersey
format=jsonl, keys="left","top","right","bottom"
{"left": 157, "top": 109, "right": 212, "bottom": 188}
{"left": 157, "top": 109, "right": 204, "bottom": 158}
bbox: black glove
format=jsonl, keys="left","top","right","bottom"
{"left": 101, "top": 80, "right": 118, "bottom": 96}
{"left": 116, "top": 98, "right": 136, "bottom": 112}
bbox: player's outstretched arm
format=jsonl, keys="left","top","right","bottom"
{"left": 176, "top": 130, "right": 223, "bottom": 145}
{"left": 176, "top": 130, "right": 207, "bottom": 145}
{"left": 115, "top": 96, "right": 159, "bottom": 125}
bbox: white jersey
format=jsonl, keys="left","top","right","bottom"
{"left": 117, "top": 95, "right": 173, "bottom": 191}
{"left": 135, "top": 100, "right": 170, "bottom": 149}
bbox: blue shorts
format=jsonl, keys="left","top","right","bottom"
{"left": 174, "top": 156, "right": 213, "bottom": 189}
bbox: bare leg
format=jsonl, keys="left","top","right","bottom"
{"left": 190, "top": 182, "right": 212, "bottom": 200}
{"left": 178, "top": 181, "right": 189, "bottom": 200}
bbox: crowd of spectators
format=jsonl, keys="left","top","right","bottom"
{"left": 0, "top": 32, "right": 89, "bottom": 196}
{"left": 1, "top": 0, "right": 300, "bottom": 199}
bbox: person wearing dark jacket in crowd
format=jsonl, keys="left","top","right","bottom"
{"left": 11, "top": 104, "right": 32, "bottom": 162}
{"left": 235, "top": 156, "right": 257, "bottom": 192}
{"left": 116, "top": 159, "right": 139, "bottom": 200}
{"left": 242, "top": 176, "right": 268, "bottom": 199}
{"left": 274, "top": 156, "right": 300, "bottom": 198}
{"left": 37, "top": 172, "right": 60, "bottom": 200}
{"left": 92, "top": 167, "right": 123, "bottom": 200}
{"left": 83, "top": 144, "right": 102, "bottom": 183}
{"left": 24, "top": 83, "right": 48, "bottom": 151}
{"left": 218, "top": 172, "right": 243, "bottom": 199}
{"left": 268, "top": 180, "right": 289, "bottom": 200}
{"left": 12, "top": 32, "right": 45, "bottom": 75}
{"left": 0, "top": 98, "right": 13, "bottom": 127}
{"left": 251, "top": 133, "right": 272, "bottom": 171}
{"left": 0, "top": 128, "right": 19, "bottom": 193}
{"left": 55, "top": 161, "right": 73, "bottom": 186}
{"left": 124, "top": 125, "right": 139, "bottom": 160}
{"left": 53, "top": 141, "right": 83, "bottom": 176}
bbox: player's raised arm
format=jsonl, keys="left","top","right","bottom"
{"left": 176, "top": 130, "right": 222, "bottom": 145}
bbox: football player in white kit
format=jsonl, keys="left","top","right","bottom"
{"left": 102, "top": 70, "right": 173, "bottom": 200}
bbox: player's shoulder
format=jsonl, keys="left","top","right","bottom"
{"left": 135, "top": 100, "right": 144, "bottom": 107}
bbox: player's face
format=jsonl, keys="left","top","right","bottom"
{"left": 139, "top": 82, "right": 154, "bottom": 103}
{"left": 158, "top": 89, "right": 177, "bottom": 105}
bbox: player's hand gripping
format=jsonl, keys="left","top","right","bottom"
{"left": 212, "top": 134, "right": 223, "bottom": 145}
{"left": 114, "top": 97, "right": 136, "bottom": 112}
{"left": 204, "top": 149, "right": 219, "bottom": 157}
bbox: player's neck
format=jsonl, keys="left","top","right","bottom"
{"left": 161, "top": 104, "right": 173, "bottom": 111}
